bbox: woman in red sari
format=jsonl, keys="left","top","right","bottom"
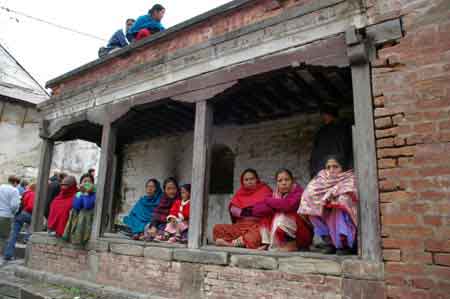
{"left": 213, "top": 169, "right": 272, "bottom": 249}
{"left": 47, "top": 176, "right": 78, "bottom": 237}
{"left": 249, "top": 169, "right": 313, "bottom": 252}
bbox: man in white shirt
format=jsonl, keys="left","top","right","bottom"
{"left": 0, "top": 175, "right": 21, "bottom": 255}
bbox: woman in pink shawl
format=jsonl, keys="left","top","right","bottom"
{"left": 298, "top": 155, "right": 358, "bottom": 255}
{"left": 248, "top": 169, "right": 313, "bottom": 252}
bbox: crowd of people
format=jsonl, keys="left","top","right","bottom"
{"left": 0, "top": 169, "right": 97, "bottom": 263}
{"left": 98, "top": 4, "right": 166, "bottom": 58}
{"left": 0, "top": 103, "right": 355, "bottom": 259}
{"left": 119, "top": 104, "right": 356, "bottom": 254}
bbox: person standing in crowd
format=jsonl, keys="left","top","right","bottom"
{"left": 309, "top": 103, "right": 353, "bottom": 178}
{"left": 99, "top": 19, "right": 135, "bottom": 58}
{"left": 45, "top": 172, "right": 67, "bottom": 219}
{"left": 127, "top": 4, "right": 166, "bottom": 42}
{"left": 17, "top": 179, "right": 29, "bottom": 196}
{"left": 47, "top": 176, "right": 78, "bottom": 237}
{"left": 3, "top": 183, "right": 36, "bottom": 261}
{"left": 0, "top": 175, "right": 21, "bottom": 256}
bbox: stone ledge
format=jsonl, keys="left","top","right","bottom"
{"left": 144, "top": 247, "right": 173, "bottom": 261}
{"left": 110, "top": 244, "right": 144, "bottom": 257}
{"left": 86, "top": 240, "right": 110, "bottom": 252}
{"left": 173, "top": 249, "right": 228, "bottom": 265}
{"left": 278, "top": 257, "right": 342, "bottom": 276}
{"left": 230, "top": 255, "right": 278, "bottom": 270}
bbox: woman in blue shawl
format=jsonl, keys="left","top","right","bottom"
{"left": 124, "top": 179, "right": 162, "bottom": 239}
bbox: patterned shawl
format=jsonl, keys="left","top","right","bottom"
{"left": 298, "top": 170, "right": 358, "bottom": 223}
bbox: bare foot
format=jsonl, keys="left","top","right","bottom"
{"left": 257, "top": 245, "right": 269, "bottom": 251}
{"left": 215, "top": 238, "right": 234, "bottom": 247}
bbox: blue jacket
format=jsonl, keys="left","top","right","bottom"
{"left": 129, "top": 14, "right": 165, "bottom": 36}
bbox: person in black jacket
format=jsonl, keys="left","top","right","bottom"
{"left": 44, "top": 172, "right": 67, "bottom": 219}
{"left": 309, "top": 103, "right": 353, "bottom": 178}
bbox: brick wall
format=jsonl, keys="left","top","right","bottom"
{"left": 370, "top": 0, "right": 450, "bottom": 298}
{"left": 28, "top": 238, "right": 385, "bottom": 299}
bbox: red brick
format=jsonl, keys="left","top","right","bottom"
{"left": 376, "top": 127, "right": 399, "bottom": 138}
{"left": 392, "top": 114, "right": 405, "bottom": 125}
{"left": 414, "top": 122, "right": 435, "bottom": 134}
{"left": 375, "top": 116, "right": 393, "bottom": 129}
{"left": 424, "top": 216, "right": 442, "bottom": 226}
{"left": 439, "top": 120, "right": 450, "bottom": 131}
{"left": 419, "top": 166, "right": 450, "bottom": 177}
{"left": 385, "top": 262, "right": 425, "bottom": 275}
{"left": 374, "top": 96, "right": 385, "bottom": 107}
{"left": 377, "top": 137, "right": 394, "bottom": 148}
{"left": 379, "top": 180, "right": 399, "bottom": 192}
{"left": 394, "top": 137, "right": 406, "bottom": 146}
{"left": 402, "top": 252, "right": 433, "bottom": 264}
{"left": 382, "top": 214, "right": 417, "bottom": 225}
{"left": 383, "top": 249, "right": 401, "bottom": 261}
{"left": 380, "top": 191, "right": 412, "bottom": 203}
{"left": 378, "top": 146, "right": 416, "bottom": 158}
{"left": 378, "top": 158, "right": 397, "bottom": 169}
{"left": 434, "top": 254, "right": 450, "bottom": 266}
{"left": 425, "top": 240, "right": 450, "bottom": 253}
{"left": 412, "top": 278, "right": 435, "bottom": 290}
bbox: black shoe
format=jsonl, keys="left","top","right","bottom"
{"left": 320, "top": 244, "right": 336, "bottom": 254}
{"left": 336, "top": 247, "right": 355, "bottom": 255}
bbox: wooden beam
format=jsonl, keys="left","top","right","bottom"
{"left": 91, "top": 122, "right": 117, "bottom": 240}
{"left": 31, "top": 138, "right": 54, "bottom": 232}
{"left": 188, "top": 100, "right": 213, "bottom": 249}
{"left": 347, "top": 27, "right": 382, "bottom": 262}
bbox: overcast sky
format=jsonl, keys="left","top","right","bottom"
{"left": 0, "top": 0, "right": 230, "bottom": 87}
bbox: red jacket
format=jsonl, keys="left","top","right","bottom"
{"left": 167, "top": 199, "right": 190, "bottom": 222}
{"left": 22, "top": 190, "right": 35, "bottom": 214}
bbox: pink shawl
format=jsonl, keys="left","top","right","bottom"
{"left": 298, "top": 170, "right": 358, "bottom": 224}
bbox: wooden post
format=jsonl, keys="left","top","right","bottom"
{"left": 346, "top": 27, "right": 382, "bottom": 262}
{"left": 31, "top": 138, "right": 54, "bottom": 232}
{"left": 91, "top": 122, "right": 117, "bottom": 240}
{"left": 188, "top": 100, "right": 213, "bottom": 249}
{"left": 105, "top": 154, "right": 118, "bottom": 232}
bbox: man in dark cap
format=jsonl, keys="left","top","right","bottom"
{"left": 309, "top": 103, "right": 353, "bottom": 178}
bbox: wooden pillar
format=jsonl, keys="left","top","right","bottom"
{"left": 91, "top": 122, "right": 117, "bottom": 240}
{"left": 31, "top": 138, "right": 54, "bottom": 232}
{"left": 346, "top": 27, "right": 382, "bottom": 262}
{"left": 188, "top": 100, "right": 213, "bottom": 249}
{"left": 105, "top": 154, "right": 118, "bottom": 232}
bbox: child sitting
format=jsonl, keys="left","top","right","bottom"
{"left": 156, "top": 184, "right": 191, "bottom": 243}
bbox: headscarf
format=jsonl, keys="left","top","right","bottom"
{"left": 151, "top": 177, "right": 179, "bottom": 225}
{"left": 299, "top": 169, "right": 358, "bottom": 223}
{"left": 124, "top": 179, "right": 162, "bottom": 235}
{"left": 47, "top": 176, "right": 78, "bottom": 237}
{"left": 230, "top": 170, "right": 272, "bottom": 209}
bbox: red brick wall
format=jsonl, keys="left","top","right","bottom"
{"left": 370, "top": 1, "right": 450, "bottom": 298}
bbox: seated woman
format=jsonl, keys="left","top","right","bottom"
{"left": 298, "top": 155, "right": 358, "bottom": 255}
{"left": 48, "top": 176, "right": 78, "bottom": 237}
{"left": 146, "top": 177, "right": 180, "bottom": 241}
{"left": 249, "top": 169, "right": 313, "bottom": 252}
{"left": 160, "top": 184, "right": 191, "bottom": 243}
{"left": 213, "top": 169, "right": 272, "bottom": 249}
{"left": 62, "top": 174, "right": 96, "bottom": 245}
{"left": 123, "top": 179, "right": 162, "bottom": 240}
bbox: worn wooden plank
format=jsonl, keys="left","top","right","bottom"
{"left": 366, "top": 19, "right": 403, "bottom": 46}
{"left": 91, "top": 123, "right": 117, "bottom": 240}
{"left": 188, "top": 101, "right": 213, "bottom": 249}
{"left": 31, "top": 138, "right": 54, "bottom": 232}
{"left": 349, "top": 44, "right": 382, "bottom": 262}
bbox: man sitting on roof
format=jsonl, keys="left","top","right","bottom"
{"left": 127, "top": 4, "right": 166, "bottom": 42}
{"left": 98, "top": 18, "right": 135, "bottom": 58}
